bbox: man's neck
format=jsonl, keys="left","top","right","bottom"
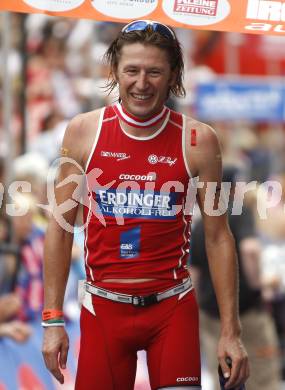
{"left": 114, "top": 102, "right": 169, "bottom": 138}
{"left": 118, "top": 117, "right": 167, "bottom": 138}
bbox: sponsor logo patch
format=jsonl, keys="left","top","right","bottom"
{"left": 91, "top": 0, "right": 158, "bottom": 19}
{"left": 120, "top": 227, "right": 141, "bottom": 258}
{"left": 22, "top": 0, "right": 84, "bottom": 12}
{"left": 246, "top": 0, "right": 285, "bottom": 22}
{"left": 177, "top": 376, "right": 199, "bottom": 382}
{"left": 101, "top": 151, "right": 130, "bottom": 161}
{"left": 173, "top": 0, "right": 218, "bottom": 17}
{"left": 162, "top": 0, "right": 231, "bottom": 26}
{"left": 95, "top": 188, "right": 177, "bottom": 220}
{"left": 119, "top": 173, "right": 156, "bottom": 181}
{"left": 148, "top": 154, "right": 177, "bottom": 166}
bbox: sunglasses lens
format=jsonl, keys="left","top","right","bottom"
{"left": 124, "top": 21, "right": 148, "bottom": 33}
{"left": 123, "top": 21, "right": 174, "bottom": 40}
{"left": 153, "top": 24, "right": 174, "bottom": 39}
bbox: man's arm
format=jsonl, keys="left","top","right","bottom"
{"left": 187, "top": 120, "right": 249, "bottom": 389}
{"left": 42, "top": 114, "right": 86, "bottom": 384}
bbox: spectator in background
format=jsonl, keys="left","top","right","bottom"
{"left": 12, "top": 191, "right": 84, "bottom": 322}
{"left": 10, "top": 189, "right": 84, "bottom": 323}
{"left": 27, "top": 19, "right": 81, "bottom": 138}
{"left": 28, "top": 109, "right": 67, "bottom": 164}
{"left": 0, "top": 206, "right": 32, "bottom": 343}
{"left": 13, "top": 152, "right": 50, "bottom": 231}
{"left": 0, "top": 214, "right": 16, "bottom": 293}
{"left": 190, "top": 166, "right": 281, "bottom": 390}
{"left": 12, "top": 193, "right": 45, "bottom": 322}
{"left": 0, "top": 293, "right": 32, "bottom": 342}
{"left": 254, "top": 173, "right": 285, "bottom": 380}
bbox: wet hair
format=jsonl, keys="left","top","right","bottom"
{"left": 104, "top": 25, "right": 186, "bottom": 98}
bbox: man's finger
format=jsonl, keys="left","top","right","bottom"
{"left": 233, "top": 358, "right": 250, "bottom": 388}
{"left": 59, "top": 342, "right": 69, "bottom": 369}
{"left": 50, "top": 367, "right": 64, "bottom": 384}
{"left": 219, "top": 358, "right": 231, "bottom": 382}
{"left": 225, "top": 359, "right": 242, "bottom": 389}
{"left": 43, "top": 350, "right": 64, "bottom": 383}
{"left": 46, "top": 356, "right": 64, "bottom": 384}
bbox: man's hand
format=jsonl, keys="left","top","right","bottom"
{"left": 0, "top": 293, "right": 21, "bottom": 322}
{"left": 42, "top": 327, "right": 69, "bottom": 384}
{"left": 217, "top": 334, "right": 249, "bottom": 389}
{"left": 0, "top": 320, "right": 32, "bottom": 342}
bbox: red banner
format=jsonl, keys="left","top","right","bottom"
{"left": 1, "top": 0, "right": 285, "bottom": 36}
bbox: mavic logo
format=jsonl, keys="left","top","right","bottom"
{"left": 247, "top": 0, "right": 285, "bottom": 22}
{"left": 101, "top": 151, "right": 130, "bottom": 161}
{"left": 148, "top": 154, "right": 159, "bottom": 165}
{"left": 148, "top": 154, "right": 177, "bottom": 166}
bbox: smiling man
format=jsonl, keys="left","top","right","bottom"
{"left": 42, "top": 20, "right": 249, "bottom": 390}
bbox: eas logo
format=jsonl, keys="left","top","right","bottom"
{"left": 121, "top": 244, "right": 133, "bottom": 250}
{"left": 173, "top": 0, "right": 219, "bottom": 17}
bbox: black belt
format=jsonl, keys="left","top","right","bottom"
{"left": 85, "top": 278, "right": 192, "bottom": 307}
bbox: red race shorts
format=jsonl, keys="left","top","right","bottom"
{"left": 75, "top": 280, "right": 201, "bottom": 390}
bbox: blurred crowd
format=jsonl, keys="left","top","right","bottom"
{"left": 0, "top": 12, "right": 285, "bottom": 390}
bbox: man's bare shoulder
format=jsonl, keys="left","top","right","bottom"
{"left": 62, "top": 108, "right": 104, "bottom": 164}
{"left": 65, "top": 108, "right": 103, "bottom": 138}
{"left": 183, "top": 116, "right": 221, "bottom": 176}
{"left": 80, "top": 108, "right": 103, "bottom": 123}
{"left": 184, "top": 116, "right": 219, "bottom": 148}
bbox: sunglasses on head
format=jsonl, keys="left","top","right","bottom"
{"left": 121, "top": 20, "right": 175, "bottom": 40}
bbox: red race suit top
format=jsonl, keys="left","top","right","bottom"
{"left": 83, "top": 106, "right": 194, "bottom": 282}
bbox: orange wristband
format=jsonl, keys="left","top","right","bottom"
{"left": 42, "top": 309, "right": 64, "bottom": 321}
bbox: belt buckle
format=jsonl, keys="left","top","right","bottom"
{"left": 132, "top": 294, "right": 158, "bottom": 307}
{"left": 132, "top": 296, "right": 141, "bottom": 306}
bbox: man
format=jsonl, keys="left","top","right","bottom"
{"left": 190, "top": 166, "right": 281, "bottom": 390}
{"left": 42, "top": 20, "right": 249, "bottom": 390}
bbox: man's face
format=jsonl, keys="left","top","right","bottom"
{"left": 115, "top": 43, "right": 176, "bottom": 119}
